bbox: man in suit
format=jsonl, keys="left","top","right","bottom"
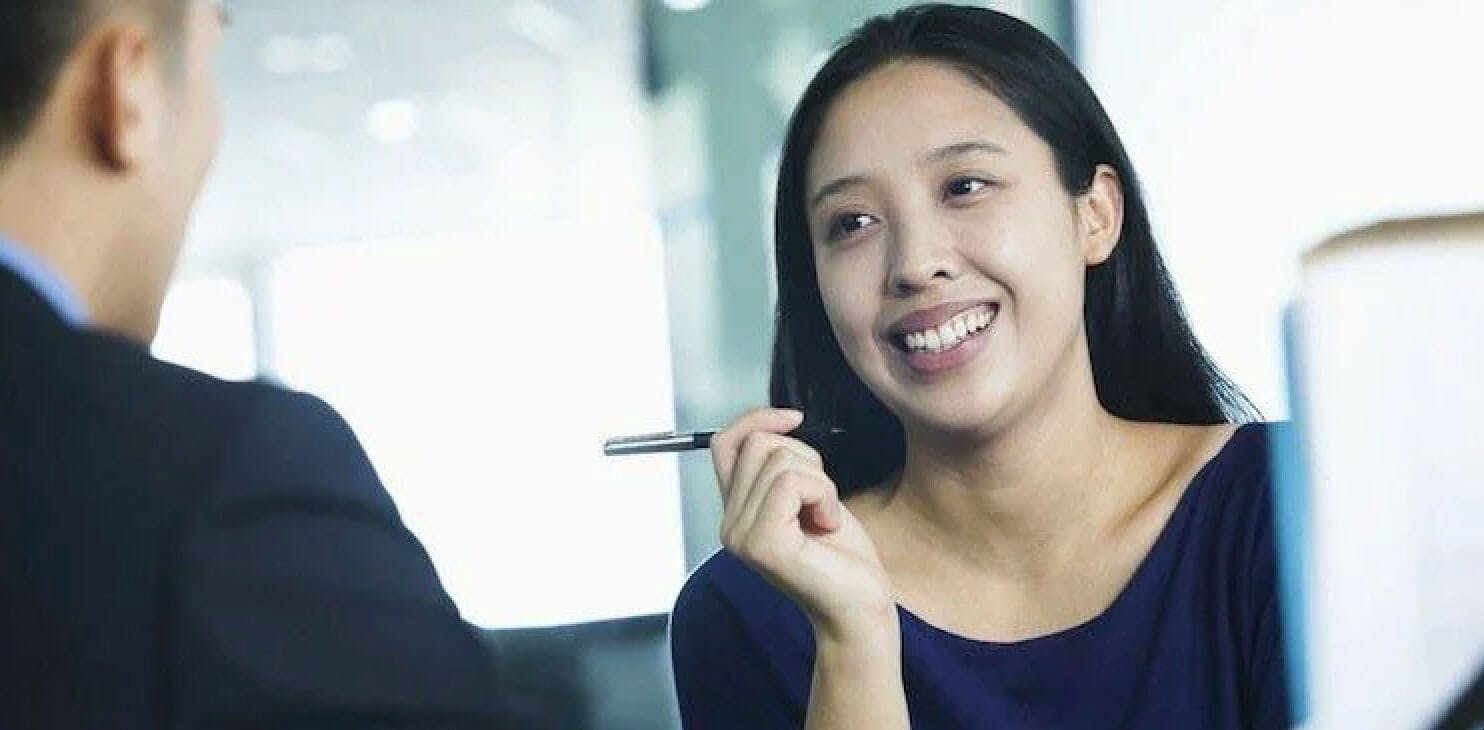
{"left": 0, "top": 1, "right": 514, "bottom": 726}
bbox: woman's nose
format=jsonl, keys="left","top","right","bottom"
{"left": 887, "top": 219, "right": 960, "bottom": 297}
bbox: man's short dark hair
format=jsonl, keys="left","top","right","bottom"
{"left": 0, "top": 0, "right": 189, "bottom": 159}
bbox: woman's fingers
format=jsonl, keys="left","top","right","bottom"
{"left": 735, "top": 441, "right": 823, "bottom": 525}
{"left": 802, "top": 498, "right": 843, "bottom": 534}
{"left": 710, "top": 407, "right": 803, "bottom": 498}
{"left": 726, "top": 466, "right": 833, "bottom": 568}
{"left": 736, "top": 445, "right": 799, "bottom": 535}
{"left": 755, "top": 468, "right": 841, "bottom": 540}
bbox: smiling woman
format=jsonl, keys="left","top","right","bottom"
{"left": 670, "top": 4, "right": 1287, "bottom": 730}
{"left": 773, "top": 18, "right": 1255, "bottom": 493}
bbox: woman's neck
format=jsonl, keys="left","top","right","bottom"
{"left": 881, "top": 358, "right": 1156, "bottom": 582}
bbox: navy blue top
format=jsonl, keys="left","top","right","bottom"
{"left": 670, "top": 423, "right": 1291, "bottom": 729}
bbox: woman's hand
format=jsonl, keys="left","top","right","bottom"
{"left": 713, "top": 407, "right": 910, "bottom": 729}
{"left": 711, "top": 408, "right": 896, "bottom": 642}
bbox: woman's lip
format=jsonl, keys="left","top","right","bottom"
{"left": 885, "top": 299, "right": 998, "bottom": 338}
{"left": 894, "top": 313, "right": 995, "bottom": 376}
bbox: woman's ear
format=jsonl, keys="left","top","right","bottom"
{"left": 1078, "top": 164, "right": 1124, "bottom": 266}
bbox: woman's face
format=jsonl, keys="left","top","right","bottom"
{"left": 805, "top": 60, "right": 1122, "bottom": 437}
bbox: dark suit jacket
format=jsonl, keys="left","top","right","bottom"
{"left": 0, "top": 266, "right": 511, "bottom": 728}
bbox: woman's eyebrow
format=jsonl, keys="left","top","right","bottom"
{"left": 920, "top": 139, "right": 1008, "bottom": 165}
{"left": 809, "top": 140, "right": 1008, "bottom": 210}
{"left": 809, "top": 174, "right": 869, "bottom": 211}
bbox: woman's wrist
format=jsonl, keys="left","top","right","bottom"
{"left": 807, "top": 605, "right": 909, "bottom": 730}
{"left": 810, "top": 599, "right": 901, "bottom": 660}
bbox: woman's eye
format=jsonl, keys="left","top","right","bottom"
{"left": 826, "top": 212, "right": 878, "bottom": 241}
{"left": 945, "top": 177, "right": 990, "bottom": 199}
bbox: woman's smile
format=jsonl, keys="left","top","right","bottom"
{"left": 884, "top": 300, "right": 1000, "bottom": 377}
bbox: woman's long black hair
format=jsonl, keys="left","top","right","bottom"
{"left": 770, "top": 3, "right": 1257, "bottom": 493}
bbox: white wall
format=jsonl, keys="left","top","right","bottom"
{"left": 1077, "top": 0, "right": 1484, "bottom": 417}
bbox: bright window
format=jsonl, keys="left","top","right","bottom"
{"left": 153, "top": 276, "right": 258, "bottom": 381}
{"left": 267, "top": 221, "right": 685, "bottom": 628}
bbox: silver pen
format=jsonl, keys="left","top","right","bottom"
{"left": 603, "top": 425, "right": 844, "bottom": 456}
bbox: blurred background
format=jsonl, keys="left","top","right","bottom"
{"left": 153, "top": 1, "right": 1484, "bottom": 727}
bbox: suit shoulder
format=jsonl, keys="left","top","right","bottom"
{"left": 51, "top": 330, "right": 364, "bottom": 489}
{"left": 68, "top": 328, "right": 343, "bottom": 434}
{"left": 64, "top": 328, "right": 268, "bottom": 421}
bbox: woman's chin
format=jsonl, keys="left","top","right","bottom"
{"left": 889, "top": 389, "right": 1014, "bottom": 443}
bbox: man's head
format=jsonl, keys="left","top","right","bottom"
{"left": 0, "top": 0, "right": 225, "bottom": 341}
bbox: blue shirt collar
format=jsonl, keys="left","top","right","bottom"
{"left": 0, "top": 233, "right": 89, "bottom": 327}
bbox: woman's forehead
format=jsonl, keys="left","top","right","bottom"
{"left": 807, "top": 61, "right": 1032, "bottom": 185}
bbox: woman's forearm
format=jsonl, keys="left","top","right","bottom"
{"left": 806, "top": 615, "right": 910, "bottom": 730}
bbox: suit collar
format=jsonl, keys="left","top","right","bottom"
{"left": 0, "top": 234, "right": 89, "bottom": 327}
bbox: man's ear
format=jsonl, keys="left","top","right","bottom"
{"left": 1078, "top": 163, "right": 1125, "bottom": 266}
{"left": 84, "top": 24, "right": 162, "bottom": 172}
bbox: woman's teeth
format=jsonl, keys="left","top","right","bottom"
{"left": 901, "top": 307, "right": 994, "bottom": 353}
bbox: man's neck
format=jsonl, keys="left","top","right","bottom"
{"left": 0, "top": 151, "right": 152, "bottom": 341}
